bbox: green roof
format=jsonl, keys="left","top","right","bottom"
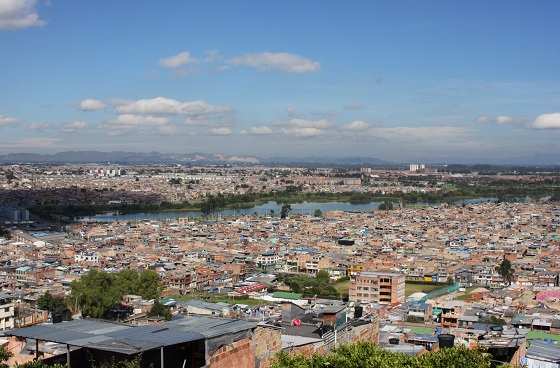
{"left": 272, "top": 291, "right": 303, "bottom": 300}
{"left": 526, "top": 331, "right": 560, "bottom": 343}
{"left": 408, "top": 326, "right": 436, "bottom": 334}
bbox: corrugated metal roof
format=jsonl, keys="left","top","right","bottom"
{"left": 526, "top": 339, "right": 560, "bottom": 363}
{"left": 5, "top": 317, "right": 254, "bottom": 355}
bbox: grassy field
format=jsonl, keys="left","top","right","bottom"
{"left": 454, "top": 286, "right": 478, "bottom": 301}
{"left": 172, "top": 291, "right": 265, "bottom": 306}
{"left": 405, "top": 283, "right": 444, "bottom": 297}
{"left": 333, "top": 280, "right": 350, "bottom": 296}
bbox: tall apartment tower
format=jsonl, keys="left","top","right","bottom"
{"left": 409, "top": 164, "right": 425, "bottom": 172}
{"left": 349, "top": 271, "right": 405, "bottom": 305}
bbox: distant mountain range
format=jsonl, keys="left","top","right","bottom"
{"left": 0, "top": 151, "right": 558, "bottom": 166}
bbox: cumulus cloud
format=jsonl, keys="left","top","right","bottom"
{"left": 114, "top": 97, "right": 233, "bottom": 116}
{"left": 209, "top": 127, "right": 232, "bottom": 135}
{"left": 474, "top": 115, "right": 490, "bottom": 124}
{"left": 248, "top": 126, "right": 274, "bottom": 135}
{"left": 0, "top": 0, "right": 46, "bottom": 30}
{"left": 474, "top": 115, "right": 513, "bottom": 125}
{"left": 279, "top": 127, "right": 327, "bottom": 137}
{"left": 529, "top": 113, "right": 560, "bottom": 129}
{"left": 496, "top": 116, "right": 513, "bottom": 125}
{"left": 277, "top": 118, "right": 335, "bottom": 129}
{"left": 184, "top": 117, "right": 210, "bottom": 126}
{"left": 78, "top": 99, "right": 106, "bottom": 111}
{"left": 0, "top": 115, "right": 21, "bottom": 127}
{"left": 26, "top": 122, "right": 54, "bottom": 131}
{"left": 227, "top": 52, "right": 320, "bottom": 73}
{"left": 107, "top": 114, "right": 169, "bottom": 126}
{"left": 341, "top": 120, "right": 372, "bottom": 131}
{"left": 61, "top": 120, "right": 88, "bottom": 133}
{"left": 158, "top": 51, "right": 198, "bottom": 69}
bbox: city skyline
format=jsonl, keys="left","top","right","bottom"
{"left": 1, "top": 1, "right": 560, "bottom": 162}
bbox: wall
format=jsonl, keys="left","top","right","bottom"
{"left": 207, "top": 326, "right": 282, "bottom": 368}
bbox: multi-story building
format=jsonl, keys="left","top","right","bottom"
{"left": 255, "top": 252, "right": 282, "bottom": 271}
{"left": 0, "top": 293, "right": 15, "bottom": 330}
{"left": 441, "top": 301, "right": 467, "bottom": 328}
{"left": 349, "top": 271, "right": 405, "bottom": 305}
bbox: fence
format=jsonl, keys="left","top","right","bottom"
{"left": 420, "top": 282, "right": 461, "bottom": 303}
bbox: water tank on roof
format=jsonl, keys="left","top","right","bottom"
{"left": 52, "top": 312, "right": 63, "bottom": 323}
{"left": 438, "top": 334, "right": 455, "bottom": 348}
{"left": 354, "top": 306, "right": 363, "bottom": 319}
{"left": 388, "top": 338, "right": 400, "bottom": 345}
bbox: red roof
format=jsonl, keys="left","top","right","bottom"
{"left": 234, "top": 283, "right": 268, "bottom": 294}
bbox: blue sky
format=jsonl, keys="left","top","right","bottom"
{"left": 1, "top": 0, "right": 560, "bottom": 162}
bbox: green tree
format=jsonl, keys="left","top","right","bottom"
{"left": 280, "top": 204, "right": 291, "bottom": 219}
{"left": 479, "top": 315, "right": 508, "bottom": 325}
{"left": 136, "top": 270, "right": 161, "bottom": 299}
{"left": 497, "top": 257, "right": 514, "bottom": 285}
{"left": 0, "top": 346, "right": 12, "bottom": 368}
{"left": 70, "top": 269, "right": 119, "bottom": 318}
{"left": 147, "top": 300, "right": 172, "bottom": 321}
{"left": 378, "top": 201, "right": 393, "bottom": 211}
{"left": 37, "top": 291, "right": 71, "bottom": 321}
{"left": 114, "top": 269, "right": 140, "bottom": 296}
{"left": 271, "top": 342, "right": 507, "bottom": 368}
{"left": 316, "top": 270, "right": 330, "bottom": 282}
{"left": 15, "top": 361, "right": 66, "bottom": 367}
{"left": 313, "top": 209, "right": 323, "bottom": 217}
{"left": 90, "top": 355, "right": 148, "bottom": 368}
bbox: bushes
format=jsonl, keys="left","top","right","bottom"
{"left": 271, "top": 342, "right": 510, "bottom": 368}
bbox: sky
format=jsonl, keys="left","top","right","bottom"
{"left": 1, "top": 0, "right": 560, "bottom": 163}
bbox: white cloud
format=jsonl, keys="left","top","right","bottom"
{"left": 61, "top": 120, "right": 88, "bottom": 133}
{"left": 107, "top": 114, "right": 169, "bottom": 126}
{"left": 474, "top": 115, "right": 490, "bottom": 124}
{"left": 184, "top": 117, "right": 210, "bottom": 126}
{"left": 114, "top": 97, "right": 232, "bottom": 116}
{"left": 475, "top": 115, "right": 513, "bottom": 125}
{"left": 209, "top": 127, "right": 232, "bottom": 135}
{"left": 0, "top": 115, "right": 21, "bottom": 126}
{"left": 0, "top": 0, "right": 46, "bottom": 30}
{"left": 530, "top": 113, "right": 560, "bottom": 129}
{"left": 279, "top": 127, "right": 327, "bottom": 137}
{"left": 341, "top": 120, "right": 372, "bottom": 131}
{"left": 227, "top": 52, "right": 320, "bottom": 73}
{"left": 278, "top": 118, "right": 335, "bottom": 129}
{"left": 26, "top": 122, "right": 53, "bottom": 131}
{"left": 496, "top": 115, "right": 513, "bottom": 125}
{"left": 248, "top": 126, "right": 274, "bottom": 135}
{"left": 272, "top": 118, "right": 335, "bottom": 138}
{"left": 158, "top": 51, "right": 198, "bottom": 69}
{"left": 78, "top": 99, "right": 106, "bottom": 111}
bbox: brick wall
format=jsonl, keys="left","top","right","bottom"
{"left": 208, "top": 336, "right": 255, "bottom": 368}
{"left": 207, "top": 326, "right": 282, "bottom": 368}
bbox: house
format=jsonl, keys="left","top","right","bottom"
{"left": 441, "top": 301, "right": 467, "bottom": 328}
{"left": 406, "top": 302, "right": 433, "bottom": 322}
{"left": 5, "top": 316, "right": 281, "bottom": 368}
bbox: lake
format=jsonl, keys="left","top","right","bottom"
{"left": 74, "top": 198, "right": 499, "bottom": 222}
